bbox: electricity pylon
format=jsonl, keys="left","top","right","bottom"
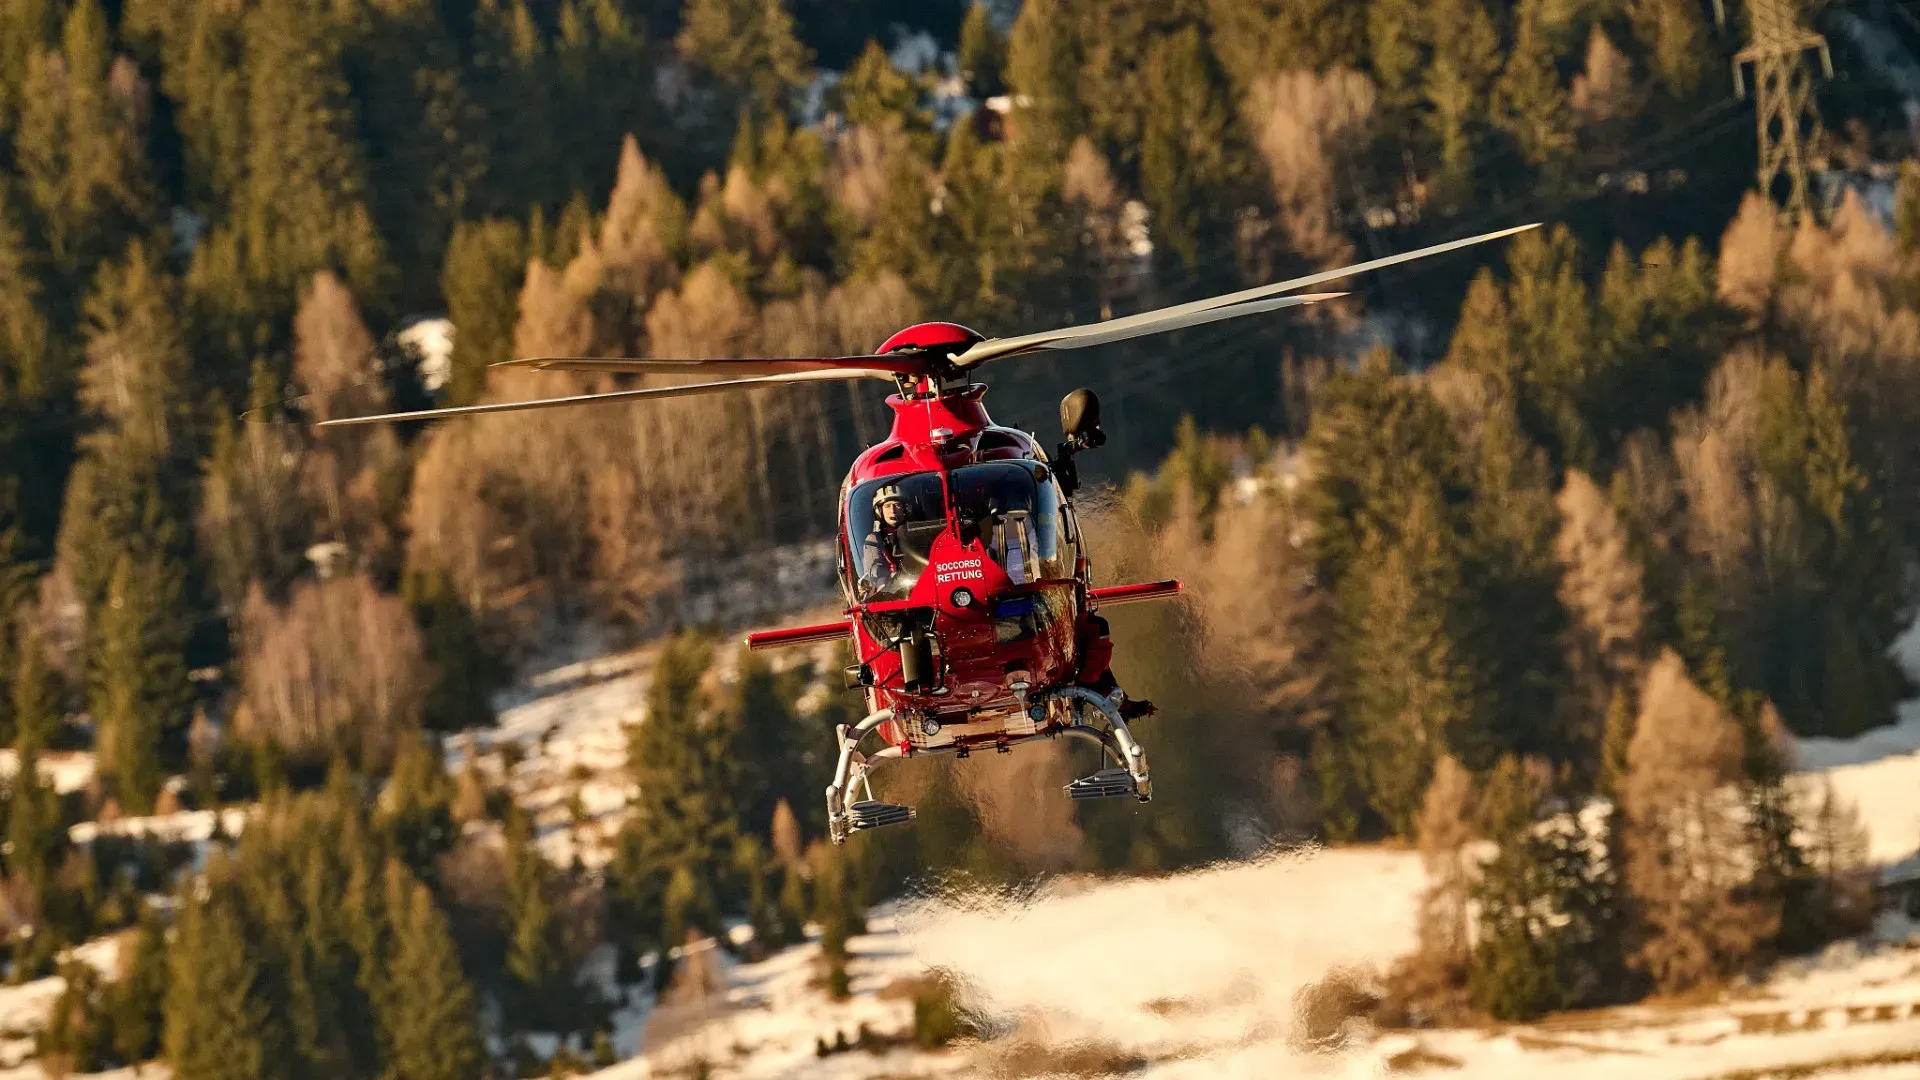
{"left": 1730, "top": 0, "right": 1833, "bottom": 220}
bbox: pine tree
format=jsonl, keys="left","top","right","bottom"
{"left": 1342, "top": 497, "right": 1477, "bottom": 834}
{"left": 90, "top": 553, "right": 191, "bottom": 815}
{"left": 0, "top": 172, "right": 58, "bottom": 421}
{"left": 677, "top": 0, "right": 811, "bottom": 119}
{"left": 164, "top": 883, "right": 283, "bottom": 1080}
{"left": 403, "top": 568, "right": 501, "bottom": 733}
{"left": 1004, "top": 0, "right": 1078, "bottom": 172}
{"left": 957, "top": 3, "right": 1007, "bottom": 99}
{"left": 1137, "top": 26, "right": 1244, "bottom": 271}
{"left": 9, "top": 619, "right": 56, "bottom": 753}
{"left": 439, "top": 218, "right": 528, "bottom": 405}
{"left": 7, "top": 713, "right": 67, "bottom": 912}
{"left": 502, "top": 806, "right": 577, "bottom": 1034}
{"left": 110, "top": 905, "right": 169, "bottom": 1066}
{"left": 1491, "top": 0, "right": 1574, "bottom": 179}
{"left": 57, "top": 242, "right": 199, "bottom": 622}
{"left": 1466, "top": 757, "right": 1563, "bottom": 1020}
{"left": 336, "top": 0, "right": 484, "bottom": 312}
{"left": 467, "top": 0, "right": 558, "bottom": 217}
{"left": 776, "top": 859, "right": 808, "bottom": 948}
{"left": 1449, "top": 379, "right": 1571, "bottom": 768}
{"left": 617, "top": 632, "right": 741, "bottom": 905}
{"left": 833, "top": 41, "right": 930, "bottom": 133}
{"left": 379, "top": 734, "right": 456, "bottom": 881}
{"left": 811, "top": 841, "right": 852, "bottom": 1000}
{"left": 0, "top": 0, "right": 59, "bottom": 112}
{"left": 377, "top": 870, "right": 483, "bottom": 1080}
{"left": 1419, "top": 0, "right": 1501, "bottom": 209}
{"left": 722, "top": 649, "right": 815, "bottom": 850}
{"left": 196, "top": 363, "right": 313, "bottom": 615}
{"left": 13, "top": 0, "right": 156, "bottom": 301}
{"left": 185, "top": 0, "right": 391, "bottom": 393}
{"left": 1630, "top": 0, "right": 1708, "bottom": 102}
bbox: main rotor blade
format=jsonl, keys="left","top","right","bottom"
{"left": 491, "top": 352, "right": 930, "bottom": 377}
{"left": 317, "top": 367, "right": 889, "bottom": 427}
{"left": 950, "top": 222, "right": 1540, "bottom": 368}
{"left": 993, "top": 291, "right": 1346, "bottom": 356}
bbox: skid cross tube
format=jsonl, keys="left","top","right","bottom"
{"left": 1051, "top": 685, "right": 1153, "bottom": 801}
{"left": 825, "top": 686, "right": 1157, "bottom": 843}
{"left": 826, "top": 708, "right": 895, "bottom": 843}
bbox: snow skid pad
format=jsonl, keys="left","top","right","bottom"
{"left": 1065, "top": 767, "right": 1139, "bottom": 801}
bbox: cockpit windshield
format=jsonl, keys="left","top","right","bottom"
{"left": 847, "top": 472, "right": 947, "bottom": 602}
{"left": 949, "top": 461, "right": 1072, "bottom": 585}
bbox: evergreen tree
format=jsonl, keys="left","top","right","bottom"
{"left": 1206, "top": 0, "right": 1365, "bottom": 96}
{"left": 833, "top": 41, "right": 930, "bottom": 133}
{"left": 336, "top": 0, "right": 484, "bottom": 311}
{"left": 8, "top": 619, "right": 57, "bottom": 753}
{"left": 554, "top": 0, "right": 656, "bottom": 201}
{"left": 467, "top": 0, "right": 559, "bottom": 217}
{"left": 403, "top": 568, "right": 502, "bottom": 733}
{"left": 613, "top": 632, "right": 742, "bottom": 914}
{"left": 502, "top": 806, "right": 579, "bottom": 1034}
{"left": 377, "top": 869, "right": 484, "bottom": 1080}
{"left": 722, "top": 648, "right": 812, "bottom": 848}
{"left": 1630, "top": 0, "right": 1709, "bottom": 103}
{"left": 1137, "top": 26, "right": 1244, "bottom": 271}
{"left": 1465, "top": 757, "right": 1619, "bottom": 1019}
{"left": 379, "top": 734, "right": 456, "bottom": 881}
{"left": 13, "top": 0, "right": 156, "bottom": 303}
{"left": 7, "top": 713, "right": 67, "bottom": 912}
{"left": 57, "top": 241, "right": 200, "bottom": 625}
{"left": 185, "top": 0, "right": 391, "bottom": 393}
{"left": 1419, "top": 0, "right": 1502, "bottom": 208}
{"left": 677, "top": 0, "right": 811, "bottom": 119}
{"left": 196, "top": 364, "right": 314, "bottom": 615}
{"left": 438, "top": 218, "right": 528, "bottom": 405}
{"left": 164, "top": 882, "right": 284, "bottom": 1080}
{"left": 957, "top": 3, "right": 1007, "bottom": 99}
{"left": 90, "top": 553, "right": 191, "bottom": 815}
{"left": 0, "top": 0, "right": 59, "bottom": 114}
{"left": 811, "top": 840, "right": 853, "bottom": 1000}
{"left": 1491, "top": 0, "right": 1574, "bottom": 179}
{"left": 1466, "top": 757, "right": 1562, "bottom": 1020}
{"left": 1004, "top": 0, "right": 1079, "bottom": 176}
{"left": 111, "top": 905, "right": 170, "bottom": 1066}
{"left": 1340, "top": 497, "right": 1476, "bottom": 835}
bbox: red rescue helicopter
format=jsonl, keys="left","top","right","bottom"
{"left": 324, "top": 223, "right": 1538, "bottom": 843}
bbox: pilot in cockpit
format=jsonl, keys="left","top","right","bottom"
{"left": 860, "top": 483, "right": 909, "bottom": 592}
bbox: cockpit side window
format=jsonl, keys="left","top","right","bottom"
{"left": 846, "top": 472, "right": 948, "bottom": 602}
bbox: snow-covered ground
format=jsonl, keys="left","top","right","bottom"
{"left": 1794, "top": 618, "right": 1920, "bottom": 864}
{"left": 30, "top": 593, "right": 1920, "bottom": 1078}
{"left": 460, "top": 607, "right": 847, "bottom": 869}
{"left": 528, "top": 610, "right": 1920, "bottom": 1079}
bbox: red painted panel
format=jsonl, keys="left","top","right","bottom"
{"left": 1088, "top": 580, "right": 1184, "bottom": 606}
{"left": 745, "top": 621, "right": 854, "bottom": 651}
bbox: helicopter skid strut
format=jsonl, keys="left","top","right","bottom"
{"left": 825, "top": 689, "right": 1154, "bottom": 845}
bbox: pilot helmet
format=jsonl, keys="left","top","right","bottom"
{"left": 873, "top": 483, "right": 905, "bottom": 511}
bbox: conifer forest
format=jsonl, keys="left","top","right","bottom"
{"left": 9, "top": 0, "right": 1920, "bottom": 1074}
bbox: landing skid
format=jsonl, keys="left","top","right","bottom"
{"left": 824, "top": 686, "right": 1154, "bottom": 845}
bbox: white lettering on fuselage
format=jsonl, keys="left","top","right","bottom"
{"left": 935, "top": 558, "right": 986, "bottom": 584}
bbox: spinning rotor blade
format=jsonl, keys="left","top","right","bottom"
{"left": 960, "top": 291, "right": 1347, "bottom": 359}
{"left": 490, "top": 353, "right": 929, "bottom": 377}
{"left": 949, "top": 222, "right": 1541, "bottom": 368}
{"left": 315, "top": 367, "right": 888, "bottom": 428}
